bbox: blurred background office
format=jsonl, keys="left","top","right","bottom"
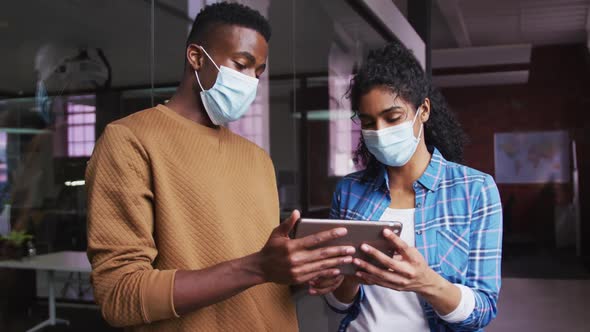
{"left": 0, "top": 0, "right": 588, "bottom": 331}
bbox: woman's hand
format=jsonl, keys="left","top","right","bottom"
{"left": 353, "top": 228, "right": 461, "bottom": 315}
{"left": 353, "top": 228, "right": 440, "bottom": 294}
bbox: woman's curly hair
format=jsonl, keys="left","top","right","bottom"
{"left": 348, "top": 41, "right": 467, "bottom": 179}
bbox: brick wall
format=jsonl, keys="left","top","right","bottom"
{"left": 441, "top": 44, "right": 590, "bottom": 258}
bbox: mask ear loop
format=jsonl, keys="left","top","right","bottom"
{"left": 194, "top": 46, "right": 220, "bottom": 92}
{"left": 199, "top": 46, "right": 220, "bottom": 71}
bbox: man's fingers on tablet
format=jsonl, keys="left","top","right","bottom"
{"left": 290, "top": 256, "right": 352, "bottom": 278}
{"left": 295, "top": 227, "right": 348, "bottom": 249}
{"left": 293, "top": 245, "right": 355, "bottom": 264}
{"left": 294, "top": 268, "right": 341, "bottom": 285}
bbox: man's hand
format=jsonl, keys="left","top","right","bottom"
{"left": 257, "top": 210, "right": 355, "bottom": 285}
{"left": 172, "top": 211, "right": 355, "bottom": 316}
{"left": 307, "top": 275, "right": 345, "bottom": 295}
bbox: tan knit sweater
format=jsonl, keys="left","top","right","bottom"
{"left": 86, "top": 104, "right": 298, "bottom": 331}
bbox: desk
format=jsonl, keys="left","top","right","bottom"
{"left": 0, "top": 251, "right": 91, "bottom": 332}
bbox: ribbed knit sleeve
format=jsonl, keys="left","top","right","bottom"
{"left": 86, "top": 123, "right": 179, "bottom": 327}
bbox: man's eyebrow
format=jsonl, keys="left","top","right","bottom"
{"left": 232, "top": 51, "right": 256, "bottom": 64}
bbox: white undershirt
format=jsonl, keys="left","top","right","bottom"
{"left": 324, "top": 208, "right": 475, "bottom": 331}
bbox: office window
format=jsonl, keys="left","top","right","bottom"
{"left": 328, "top": 43, "right": 361, "bottom": 176}
{"left": 0, "top": 132, "right": 6, "bottom": 183}
{"left": 66, "top": 96, "right": 96, "bottom": 157}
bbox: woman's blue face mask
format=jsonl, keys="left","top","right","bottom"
{"left": 361, "top": 107, "right": 423, "bottom": 167}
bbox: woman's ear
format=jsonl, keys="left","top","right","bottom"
{"left": 186, "top": 44, "right": 204, "bottom": 71}
{"left": 421, "top": 97, "right": 431, "bottom": 123}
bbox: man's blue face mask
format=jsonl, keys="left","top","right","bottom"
{"left": 194, "top": 46, "right": 259, "bottom": 125}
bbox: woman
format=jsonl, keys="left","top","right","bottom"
{"left": 308, "top": 42, "right": 502, "bottom": 331}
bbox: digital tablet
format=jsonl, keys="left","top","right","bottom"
{"left": 293, "top": 218, "right": 403, "bottom": 275}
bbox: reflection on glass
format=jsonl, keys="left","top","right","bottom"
{"left": 66, "top": 96, "right": 96, "bottom": 157}
{"left": 0, "top": 0, "right": 152, "bottom": 305}
{"left": 0, "top": 0, "right": 388, "bottom": 250}
{"left": 328, "top": 42, "right": 362, "bottom": 177}
{"left": 0, "top": 1, "right": 397, "bottom": 324}
{"left": 286, "top": 0, "right": 386, "bottom": 213}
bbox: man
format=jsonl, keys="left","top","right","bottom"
{"left": 86, "top": 2, "right": 353, "bottom": 331}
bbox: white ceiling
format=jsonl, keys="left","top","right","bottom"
{"left": 432, "top": 0, "right": 590, "bottom": 48}
{"left": 430, "top": 0, "right": 589, "bottom": 87}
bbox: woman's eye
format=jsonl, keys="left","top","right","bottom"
{"left": 234, "top": 61, "right": 246, "bottom": 70}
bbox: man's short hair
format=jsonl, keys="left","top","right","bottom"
{"left": 186, "top": 2, "right": 271, "bottom": 47}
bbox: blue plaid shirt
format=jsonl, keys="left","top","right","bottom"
{"left": 328, "top": 148, "right": 502, "bottom": 332}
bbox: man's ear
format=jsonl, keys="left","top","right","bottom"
{"left": 186, "top": 44, "right": 205, "bottom": 71}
